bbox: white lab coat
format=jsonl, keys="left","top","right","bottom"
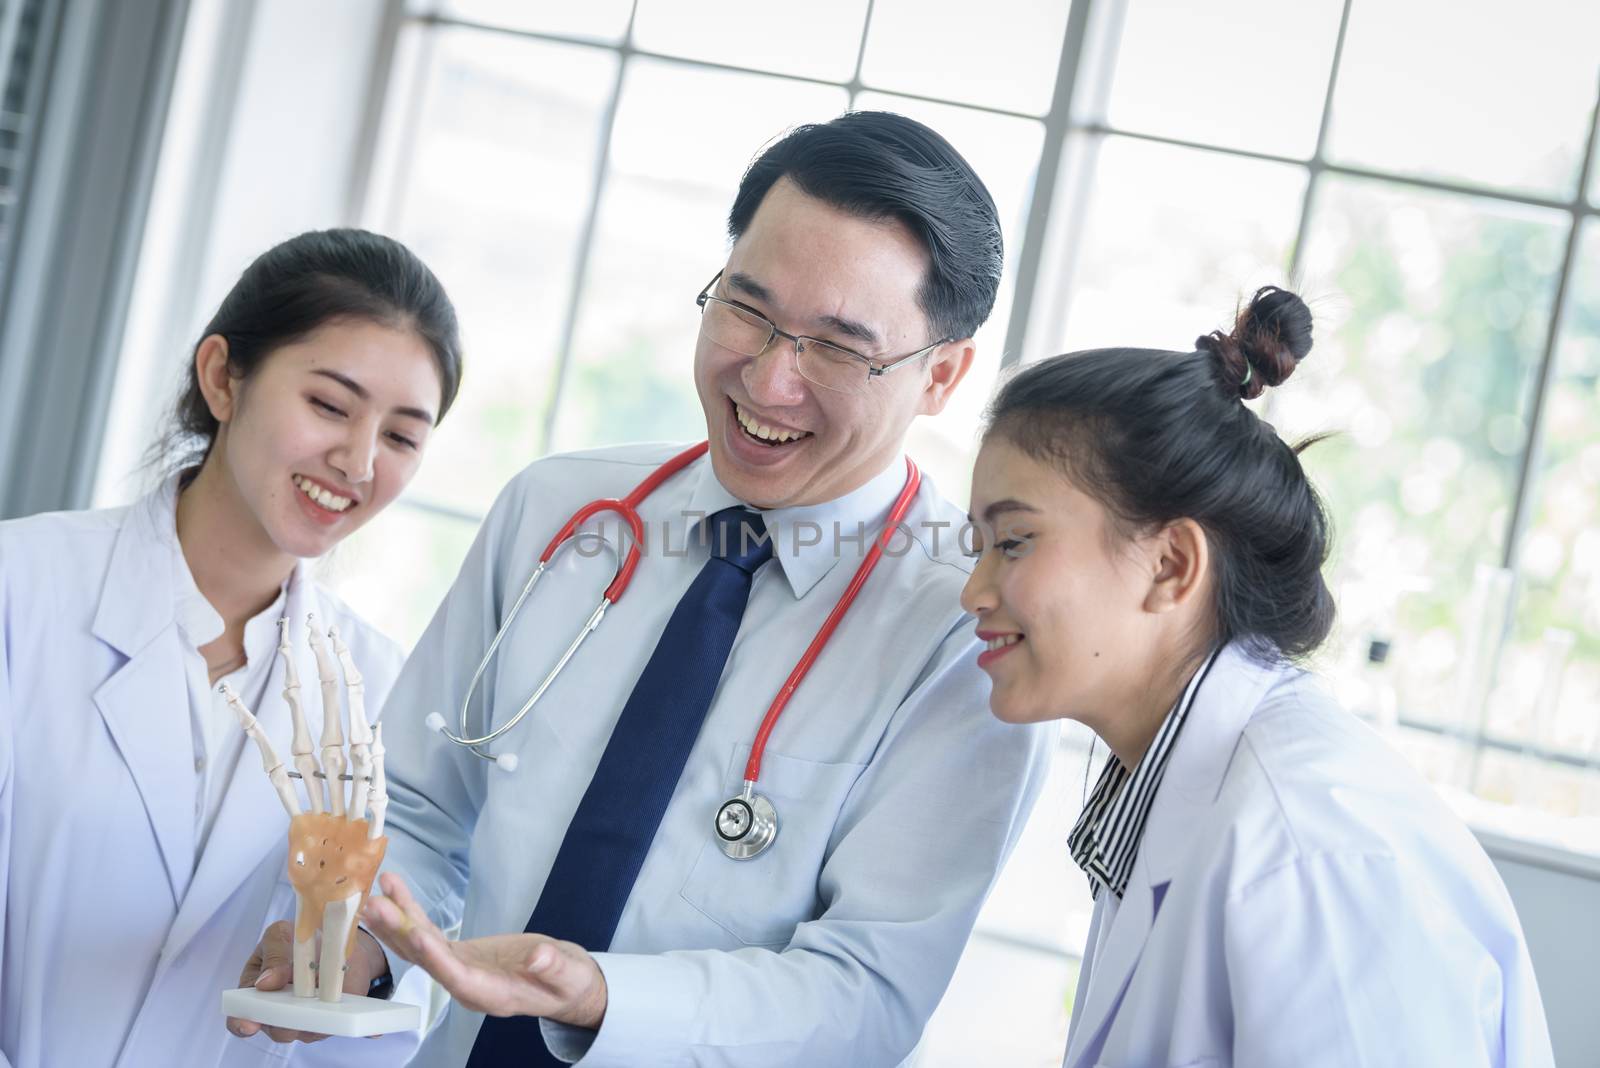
{"left": 0, "top": 486, "right": 419, "bottom": 1068}
{"left": 1064, "top": 643, "right": 1555, "bottom": 1068}
{"left": 371, "top": 442, "right": 1054, "bottom": 1067}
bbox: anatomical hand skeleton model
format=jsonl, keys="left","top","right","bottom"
{"left": 220, "top": 614, "right": 388, "bottom": 1005}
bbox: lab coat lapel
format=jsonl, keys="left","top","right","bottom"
{"left": 160, "top": 574, "right": 324, "bottom": 962}
{"left": 91, "top": 495, "right": 195, "bottom": 906}
{"left": 1064, "top": 858, "right": 1159, "bottom": 1067}
{"left": 1064, "top": 644, "right": 1289, "bottom": 1067}
{"left": 1135, "top": 645, "right": 1286, "bottom": 888}
{"left": 1067, "top": 902, "right": 1103, "bottom": 1030}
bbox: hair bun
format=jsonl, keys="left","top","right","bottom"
{"left": 1196, "top": 285, "right": 1313, "bottom": 400}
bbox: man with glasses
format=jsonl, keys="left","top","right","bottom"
{"left": 233, "top": 111, "right": 1052, "bottom": 1067}
{"left": 695, "top": 268, "right": 950, "bottom": 395}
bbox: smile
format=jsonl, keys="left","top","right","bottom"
{"left": 975, "top": 629, "right": 1024, "bottom": 670}
{"left": 733, "top": 400, "right": 812, "bottom": 446}
{"left": 293, "top": 475, "right": 354, "bottom": 514}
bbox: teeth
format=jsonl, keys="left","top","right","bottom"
{"left": 986, "top": 635, "right": 1022, "bottom": 652}
{"left": 735, "top": 403, "right": 810, "bottom": 445}
{"left": 294, "top": 476, "right": 352, "bottom": 513}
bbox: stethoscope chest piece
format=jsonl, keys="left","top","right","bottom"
{"left": 431, "top": 442, "right": 922, "bottom": 865}
{"left": 715, "top": 785, "right": 778, "bottom": 860}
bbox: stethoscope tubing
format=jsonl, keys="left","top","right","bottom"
{"left": 740, "top": 458, "right": 920, "bottom": 784}
{"left": 438, "top": 443, "right": 709, "bottom": 757}
{"left": 437, "top": 440, "right": 922, "bottom": 791}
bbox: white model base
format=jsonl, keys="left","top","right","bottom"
{"left": 222, "top": 986, "right": 420, "bottom": 1037}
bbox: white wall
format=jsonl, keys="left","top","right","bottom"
{"left": 94, "top": 0, "right": 394, "bottom": 505}
{"left": 1483, "top": 835, "right": 1600, "bottom": 1066}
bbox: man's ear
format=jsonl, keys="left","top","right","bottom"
{"left": 1142, "top": 518, "right": 1209, "bottom": 615}
{"left": 194, "top": 334, "right": 238, "bottom": 423}
{"left": 917, "top": 338, "right": 976, "bottom": 416}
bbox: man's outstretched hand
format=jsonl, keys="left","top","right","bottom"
{"left": 361, "top": 872, "right": 608, "bottom": 1029}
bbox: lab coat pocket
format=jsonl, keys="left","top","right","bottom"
{"left": 679, "top": 745, "right": 867, "bottom": 947}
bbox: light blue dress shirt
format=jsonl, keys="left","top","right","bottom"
{"left": 376, "top": 442, "right": 1054, "bottom": 1067}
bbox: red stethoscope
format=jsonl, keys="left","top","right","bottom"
{"left": 426, "top": 440, "right": 922, "bottom": 860}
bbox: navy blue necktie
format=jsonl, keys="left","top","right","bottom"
{"left": 467, "top": 507, "right": 772, "bottom": 1066}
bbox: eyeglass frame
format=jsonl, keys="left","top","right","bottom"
{"left": 694, "top": 270, "right": 948, "bottom": 393}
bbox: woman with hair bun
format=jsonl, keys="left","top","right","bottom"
{"left": 0, "top": 228, "right": 462, "bottom": 1067}
{"left": 962, "top": 287, "right": 1553, "bottom": 1066}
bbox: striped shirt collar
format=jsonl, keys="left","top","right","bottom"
{"left": 1068, "top": 647, "right": 1222, "bottom": 901}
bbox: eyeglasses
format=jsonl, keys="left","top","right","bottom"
{"left": 695, "top": 271, "right": 946, "bottom": 396}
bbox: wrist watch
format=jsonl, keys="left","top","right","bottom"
{"left": 367, "top": 968, "right": 394, "bottom": 1001}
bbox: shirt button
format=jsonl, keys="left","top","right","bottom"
{"left": 195, "top": 756, "right": 205, "bottom": 772}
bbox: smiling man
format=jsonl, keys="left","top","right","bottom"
{"left": 697, "top": 173, "right": 961, "bottom": 508}
{"left": 234, "top": 111, "right": 1053, "bottom": 1067}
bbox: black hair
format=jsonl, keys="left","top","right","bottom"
{"left": 727, "top": 110, "right": 1004, "bottom": 344}
{"left": 985, "top": 286, "right": 1334, "bottom": 663}
{"left": 161, "top": 228, "right": 462, "bottom": 468}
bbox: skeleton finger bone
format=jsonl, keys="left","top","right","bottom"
{"left": 279, "top": 618, "right": 325, "bottom": 813}
{"left": 366, "top": 723, "right": 388, "bottom": 840}
{"left": 220, "top": 683, "right": 301, "bottom": 817}
{"left": 307, "top": 615, "right": 348, "bottom": 818}
{"left": 332, "top": 626, "right": 374, "bottom": 822}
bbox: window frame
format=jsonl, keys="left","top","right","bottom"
{"left": 365, "top": 0, "right": 1600, "bottom": 840}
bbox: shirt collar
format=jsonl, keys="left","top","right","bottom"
{"left": 1067, "top": 646, "right": 1223, "bottom": 900}
{"left": 682, "top": 453, "right": 909, "bottom": 600}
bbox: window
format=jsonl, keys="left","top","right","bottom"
{"left": 0, "top": 0, "right": 53, "bottom": 288}
{"left": 1036, "top": 0, "right": 1600, "bottom": 856}
{"left": 328, "top": 1, "right": 1600, "bottom": 1060}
